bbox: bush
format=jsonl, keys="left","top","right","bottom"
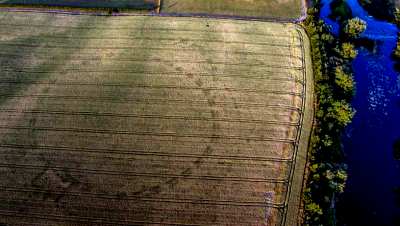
{"left": 393, "top": 37, "right": 400, "bottom": 59}
{"left": 335, "top": 66, "right": 355, "bottom": 96}
{"left": 343, "top": 17, "right": 367, "bottom": 39}
{"left": 340, "top": 42, "right": 358, "bottom": 59}
{"left": 327, "top": 100, "right": 355, "bottom": 127}
{"left": 305, "top": 202, "right": 323, "bottom": 223}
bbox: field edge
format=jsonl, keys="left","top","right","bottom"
{"left": 282, "top": 25, "right": 314, "bottom": 226}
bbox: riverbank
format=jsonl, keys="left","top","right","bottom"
{"left": 320, "top": 0, "right": 400, "bottom": 225}
{"left": 302, "top": 5, "right": 357, "bottom": 225}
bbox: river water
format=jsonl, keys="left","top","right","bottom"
{"left": 320, "top": 0, "right": 400, "bottom": 225}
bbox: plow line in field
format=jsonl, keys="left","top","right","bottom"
{"left": 0, "top": 164, "right": 290, "bottom": 184}
{"left": 0, "top": 149, "right": 294, "bottom": 164}
{"left": 0, "top": 86, "right": 303, "bottom": 96}
{"left": 0, "top": 125, "right": 297, "bottom": 143}
{"left": 1, "top": 69, "right": 304, "bottom": 82}
{"left": 0, "top": 209, "right": 202, "bottom": 226}
{"left": 0, "top": 143, "right": 294, "bottom": 162}
{"left": 0, "top": 192, "right": 284, "bottom": 209}
{"left": 0, "top": 22, "right": 302, "bottom": 37}
{"left": 0, "top": 92, "right": 303, "bottom": 102}
{"left": 0, "top": 109, "right": 301, "bottom": 126}
{"left": 0, "top": 33, "right": 302, "bottom": 46}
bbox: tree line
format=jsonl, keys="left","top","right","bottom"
{"left": 302, "top": 2, "right": 366, "bottom": 225}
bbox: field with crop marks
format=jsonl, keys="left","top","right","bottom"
{"left": 161, "top": 0, "right": 303, "bottom": 19}
{"left": 0, "top": 0, "right": 157, "bottom": 10}
{"left": 0, "top": 12, "right": 313, "bottom": 226}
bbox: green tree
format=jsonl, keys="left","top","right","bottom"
{"left": 305, "top": 202, "right": 323, "bottom": 223}
{"left": 327, "top": 169, "right": 347, "bottom": 193}
{"left": 327, "top": 100, "right": 355, "bottom": 127}
{"left": 339, "top": 42, "right": 358, "bottom": 60}
{"left": 392, "top": 36, "right": 400, "bottom": 59}
{"left": 395, "top": 8, "right": 400, "bottom": 27}
{"left": 334, "top": 66, "right": 355, "bottom": 96}
{"left": 343, "top": 17, "right": 367, "bottom": 38}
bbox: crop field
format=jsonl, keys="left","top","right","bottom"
{"left": 0, "top": 12, "right": 313, "bottom": 226}
{"left": 161, "top": 0, "right": 304, "bottom": 19}
{"left": 0, "top": 0, "right": 158, "bottom": 10}
{"left": 0, "top": 0, "right": 304, "bottom": 19}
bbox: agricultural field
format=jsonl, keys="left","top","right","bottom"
{"left": 161, "top": 0, "right": 304, "bottom": 19}
{"left": 0, "top": 0, "right": 158, "bottom": 10}
{"left": 0, "top": 0, "right": 304, "bottom": 20}
{"left": 0, "top": 12, "right": 313, "bottom": 226}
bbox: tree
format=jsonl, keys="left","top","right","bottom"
{"left": 343, "top": 17, "right": 367, "bottom": 39}
{"left": 305, "top": 202, "right": 323, "bottom": 224}
{"left": 329, "top": 169, "right": 348, "bottom": 193}
{"left": 326, "top": 100, "right": 355, "bottom": 127}
{"left": 395, "top": 8, "right": 400, "bottom": 27}
{"left": 334, "top": 66, "right": 355, "bottom": 96}
{"left": 339, "top": 42, "right": 358, "bottom": 60}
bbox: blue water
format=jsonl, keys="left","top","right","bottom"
{"left": 320, "top": 0, "right": 400, "bottom": 225}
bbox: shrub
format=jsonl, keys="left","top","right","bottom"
{"left": 326, "top": 100, "right": 355, "bottom": 127}
{"left": 334, "top": 66, "right": 355, "bottom": 96}
{"left": 343, "top": 17, "right": 367, "bottom": 39}
{"left": 305, "top": 202, "right": 323, "bottom": 223}
{"left": 340, "top": 42, "right": 358, "bottom": 59}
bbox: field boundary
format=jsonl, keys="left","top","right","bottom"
{"left": 0, "top": 0, "right": 308, "bottom": 23}
{"left": 281, "top": 26, "right": 314, "bottom": 226}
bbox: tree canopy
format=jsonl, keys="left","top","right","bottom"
{"left": 340, "top": 42, "right": 358, "bottom": 60}
{"left": 335, "top": 66, "right": 355, "bottom": 96}
{"left": 343, "top": 17, "right": 367, "bottom": 39}
{"left": 327, "top": 100, "right": 355, "bottom": 127}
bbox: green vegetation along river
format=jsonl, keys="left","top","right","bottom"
{"left": 321, "top": 0, "right": 400, "bottom": 225}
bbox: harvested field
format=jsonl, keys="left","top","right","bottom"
{"left": 0, "top": 12, "right": 313, "bottom": 226}
{"left": 161, "top": 0, "right": 303, "bottom": 19}
{"left": 0, "top": 0, "right": 157, "bottom": 10}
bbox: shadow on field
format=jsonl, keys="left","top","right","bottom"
{"left": 0, "top": 19, "right": 96, "bottom": 106}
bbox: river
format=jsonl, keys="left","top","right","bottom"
{"left": 320, "top": 0, "right": 400, "bottom": 225}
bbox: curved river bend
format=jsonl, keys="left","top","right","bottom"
{"left": 320, "top": 0, "right": 400, "bottom": 225}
